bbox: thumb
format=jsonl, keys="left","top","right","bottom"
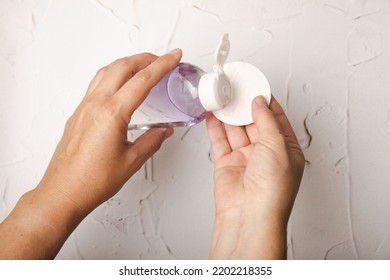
{"left": 127, "top": 128, "right": 173, "bottom": 168}
{"left": 252, "top": 96, "right": 281, "bottom": 138}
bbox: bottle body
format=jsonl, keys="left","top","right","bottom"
{"left": 128, "top": 34, "right": 272, "bottom": 129}
{"left": 128, "top": 63, "right": 208, "bottom": 130}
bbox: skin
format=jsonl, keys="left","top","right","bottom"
{"left": 207, "top": 96, "right": 305, "bottom": 259}
{"left": 0, "top": 49, "right": 304, "bottom": 260}
{"left": 0, "top": 49, "right": 181, "bottom": 259}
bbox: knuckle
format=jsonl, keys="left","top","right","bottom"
{"left": 126, "top": 149, "right": 145, "bottom": 169}
{"left": 81, "top": 97, "right": 120, "bottom": 124}
{"left": 64, "top": 115, "right": 74, "bottom": 130}
{"left": 110, "top": 57, "right": 129, "bottom": 69}
{"left": 101, "top": 98, "right": 119, "bottom": 117}
{"left": 134, "top": 68, "right": 152, "bottom": 83}
{"left": 129, "top": 148, "right": 143, "bottom": 160}
{"left": 140, "top": 52, "right": 153, "bottom": 57}
{"left": 138, "top": 52, "right": 156, "bottom": 62}
{"left": 81, "top": 96, "right": 97, "bottom": 110}
{"left": 96, "top": 66, "right": 107, "bottom": 76}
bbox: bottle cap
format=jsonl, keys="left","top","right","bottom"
{"left": 199, "top": 34, "right": 232, "bottom": 112}
{"left": 199, "top": 34, "right": 271, "bottom": 126}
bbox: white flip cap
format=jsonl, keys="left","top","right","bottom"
{"left": 199, "top": 34, "right": 232, "bottom": 112}
{"left": 199, "top": 34, "right": 271, "bottom": 126}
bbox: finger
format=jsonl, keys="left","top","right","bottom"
{"left": 84, "top": 66, "right": 108, "bottom": 97}
{"left": 224, "top": 124, "right": 250, "bottom": 150}
{"left": 244, "top": 123, "right": 258, "bottom": 144}
{"left": 252, "top": 95, "right": 282, "bottom": 140}
{"left": 116, "top": 49, "right": 182, "bottom": 122}
{"left": 206, "top": 113, "right": 232, "bottom": 161}
{"left": 92, "top": 53, "right": 159, "bottom": 97}
{"left": 126, "top": 127, "right": 174, "bottom": 170}
{"left": 268, "top": 96, "right": 300, "bottom": 143}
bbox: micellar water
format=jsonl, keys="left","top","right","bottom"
{"left": 128, "top": 34, "right": 271, "bottom": 130}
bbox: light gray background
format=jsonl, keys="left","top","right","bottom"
{"left": 0, "top": 0, "right": 389, "bottom": 259}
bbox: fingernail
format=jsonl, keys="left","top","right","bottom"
{"left": 168, "top": 48, "right": 182, "bottom": 59}
{"left": 254, "top": 95, "right": 267, "bottom": 106}
{"left": 157, "top": 127, "right": 174, "bottom": 139}
{"left": 165, "top": 127, "right": 174, "bottom": 138}
{"left": 157, "top": 127, "right": 167, "bottom": 133}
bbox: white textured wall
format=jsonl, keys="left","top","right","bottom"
{"left": 1, "top": 0, "right": 390, "bottom": 260}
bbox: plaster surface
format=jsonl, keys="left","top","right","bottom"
{"left": 0, "top": 0, "right": 389, "bottom": 259}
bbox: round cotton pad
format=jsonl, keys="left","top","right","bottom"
{"left": 213, "top": 61, "right": 271, "bottom": 126}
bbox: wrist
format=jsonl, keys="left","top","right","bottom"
{"left": 211, "top": 198, "right": 288, "bottom": 260}
{"left": 20, "top": 188, "right": 83, "bottom": 235}
{"left": 0, "top": 187, "right": 84, "bottom": 259}
{"left": 32, "top": 180, "right": 87, "bottom": 230}
{"left": 232, "top": 209, "right": 288, "bottom": 259}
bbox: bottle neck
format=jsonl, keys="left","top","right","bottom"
{"left": 198, "top": 72, "right": 232, "bottom": 112}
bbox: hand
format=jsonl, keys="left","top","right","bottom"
{"left": 207, "top": 95, "right": 305, "bottom": 259}
{"left": 38, "top": 50, "right": 181, "bottom": 215}
{"left": 0, "top": 49, "right": 182, "bottom": 259}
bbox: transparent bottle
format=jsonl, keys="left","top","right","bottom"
{"left": 128, "top": 63, "right": 209, "bottom": 129}
{"left": 128, "top": 34, "right": 271, "bottom": 130}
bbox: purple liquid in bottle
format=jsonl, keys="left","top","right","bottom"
{"left": 128, "top": 63, "right": 208, "bottom": 129}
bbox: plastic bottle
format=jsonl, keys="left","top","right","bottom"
{"left": 128, "top": 62, "right": 209, "bottom": 129}
{"left": 128, "top": 34, "right": 271, "bottom": 130}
